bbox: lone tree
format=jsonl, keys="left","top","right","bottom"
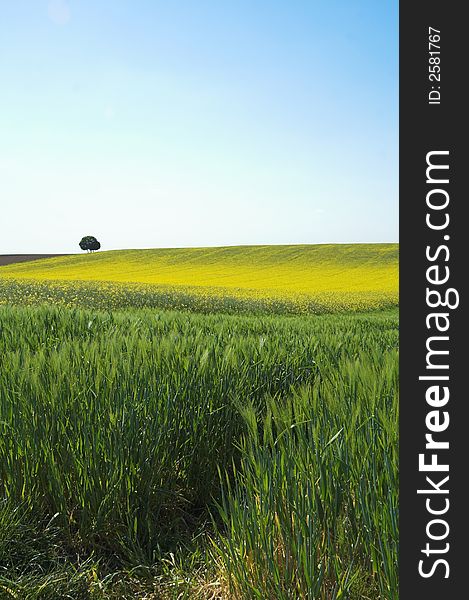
{"left": 79, "top": 236, "right": 101, "bottom": 252}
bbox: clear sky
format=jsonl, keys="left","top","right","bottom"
{"left": 0, "top": 1, "right": 397, "bottom": 253}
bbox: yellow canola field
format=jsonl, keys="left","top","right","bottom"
{"left": 0, "top": 244, "right": 398, "bottom": 313}
{"left": 0, "top": 244, "right": 397, "bottom": 291}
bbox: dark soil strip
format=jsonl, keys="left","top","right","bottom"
{"left": 0, "top": 254, "right": 71, "bottom": 266}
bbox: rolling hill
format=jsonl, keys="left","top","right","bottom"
{"left": 0, "top": 244, "right": 398, "bottom": 295}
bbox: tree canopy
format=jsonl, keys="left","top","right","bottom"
{"left": 79, "top": 236, "right": 101, "bottom": 252}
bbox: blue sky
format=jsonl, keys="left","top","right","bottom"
{"left": 0, "top": 1, "right": 397, "bottom": 253}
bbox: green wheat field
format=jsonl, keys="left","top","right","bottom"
{"left": 0, "top": 244, "right": 398, "bottom": 599}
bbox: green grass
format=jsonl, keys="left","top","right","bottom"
{"left": 0, "top": 304, "right": 398, "bottom": 599}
